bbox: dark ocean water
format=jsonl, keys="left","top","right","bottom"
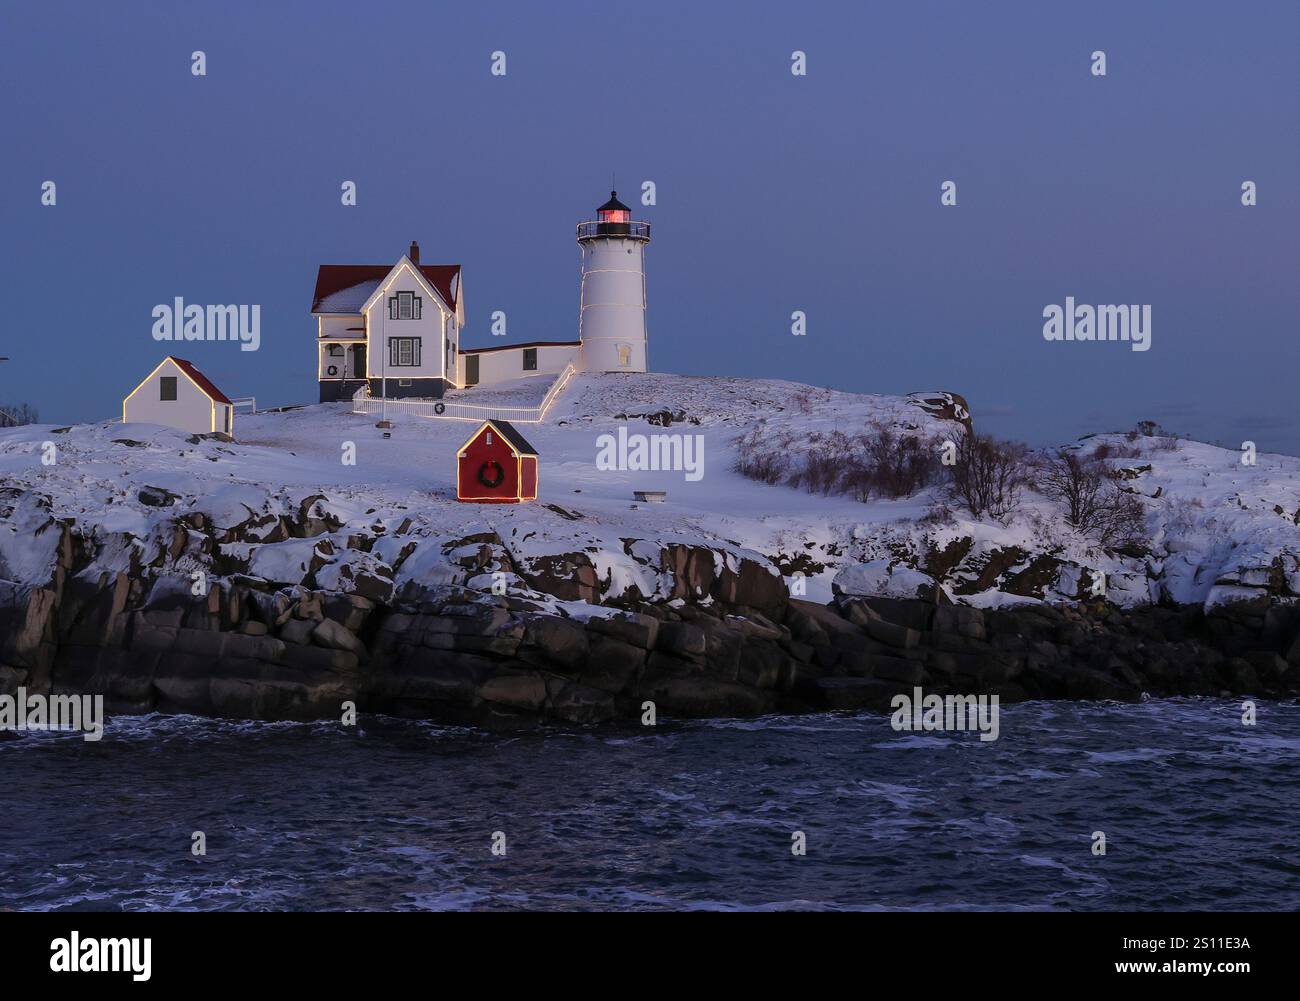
{"left": 3, "top": 699, "right": 1299, "bottom": 911}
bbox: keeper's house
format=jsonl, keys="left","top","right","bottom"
{"left": 312, "top": 242, "right": 464, "bottom": 402}
{"left": 456, "top": 419, "right": 539, "bottom": 504}
{"left": 123, "top": 356, "right": 235, "bottom": 437}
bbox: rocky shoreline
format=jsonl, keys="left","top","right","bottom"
{"left": 3, "top": 551, "right": 1299, "bottom": 728}
{"left": 5, "top": 379, "right": 1300, "bottom": 727}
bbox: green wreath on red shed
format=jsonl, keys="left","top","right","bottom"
{"left": 478, "top": 460, "right": 506, "bottom": 489}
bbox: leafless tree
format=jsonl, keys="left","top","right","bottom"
{"left": 1040, "top": 447, "right": 1146, "bottom": 546}
{"left": 1041, "top": 449, "right": 1106, "bottom": 528}
{"left": 1091, "top": 489, "right": 1147, "bottom": 547}
{"left": 948, "top": 431, "right": 1030, "bottom": 520}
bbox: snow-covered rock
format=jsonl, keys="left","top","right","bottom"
{"left": 833, "top": 560, "right": 945, "bottom": 601}
{"left": 0, "top": 374, "right": 1297, "bottom": 617}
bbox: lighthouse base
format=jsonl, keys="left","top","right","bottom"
{"left": 579, "top": 338, "right": 647, "bottom": 374}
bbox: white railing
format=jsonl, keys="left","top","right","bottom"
{"left": 230, "top": 396, "right": 257, "bottom": 414}
{"left": 351, "top": 363, "right": 576, "bottom": 424}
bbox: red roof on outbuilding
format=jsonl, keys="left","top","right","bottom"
{"left": 169, "top": 356, "right": 232, "bottom": 405}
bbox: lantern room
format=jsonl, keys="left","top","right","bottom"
{"left": 577, "top": 190, "right": 649, "bottom": 241}
{"left": 597, "top": 191, "right": 631, "bottom": 225}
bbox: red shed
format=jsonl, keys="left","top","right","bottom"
{"left": 456, "top": 419, "right": 539, "bottom": 503}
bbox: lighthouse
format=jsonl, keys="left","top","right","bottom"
{"left": 576, "top": 191, "right": 650, "bottom": 372}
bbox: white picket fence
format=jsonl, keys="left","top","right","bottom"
{"left": 351, "top": 363, "right": 576, "bottom": 424}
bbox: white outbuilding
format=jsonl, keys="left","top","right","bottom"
{"left": 122, "top": 356, "right": 235, "bottom": 437}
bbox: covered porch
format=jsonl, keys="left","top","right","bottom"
{"left": 319, "top": 338, "right": 367, "bottom": 402}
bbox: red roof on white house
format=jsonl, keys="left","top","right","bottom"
{"left": 312, "top": 263, "right": 461, "bottom": 314}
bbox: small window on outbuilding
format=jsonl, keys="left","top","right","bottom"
{"left": 523, "top": 348, "right": 537, "bottom": 371}
{"left": 160, "top": 376, "right": 177, "bottom": 401}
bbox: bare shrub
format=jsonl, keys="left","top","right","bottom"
{"left": 917, "top": 499, "right": 956, "bottom": 527}
{"left": 0, "top": 402, "right": 38, "bottom": 428}
{"left": 796, "top": 446, "right": 842, "bottom": 495}
{"left": 1091, "top": 440, "right": 1141, "bottom": 460}
{"left": 839, "top": 463, "right": 875, "bottom": 503}
{"left": 1165, "top": 497, "right": 1205, "bottom": 539}
{"left": 733, "top": 422, "right": 791, "bottom": 484}
{"left": 859, "top": 421, "right": 942, "bottom": 499}
{"left": 735, "top": 418, "right": 944, "bottom": 503}
{"left": 1092, "top": 489, "right": 1148, "bottom": 547}
{"left": 947, "top": 432, "right": 1030, "bottom": 520}
{"left": 1040, "top": 448, "right": 1147, "bottom": 546}
{"left": 735, "top": 449, "right": 787, "bottom": 484}
{"left": 1134, "top": 420, "right": 1183, "bottom": 450}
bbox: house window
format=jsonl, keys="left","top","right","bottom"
{"left": 327, "top": 344, "right": 343, "bottom": 357}
{"left": 389, "top": 337, "right": 421, "bottom": 367}
{"left": 523, "top": 348, "right": 537, "bottom": 371}
{"left": 159, "top": 376, "right": 177, "bottom": 401}
{"left": 388, "top": 291, "right": 421, "bottom": 320}
{"left": 485, "top": 431, "right": 493, "bottom": 445}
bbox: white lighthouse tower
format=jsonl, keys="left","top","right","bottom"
{"left": 576, "top": 191, "right": 650, "bottom": 372}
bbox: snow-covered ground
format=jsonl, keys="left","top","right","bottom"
{"left": 2, "top": 373, "right": 1298, "bottom": 611}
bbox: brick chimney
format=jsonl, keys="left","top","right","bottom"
{"left": 409, "top": 240, "right": 420, "bottom": 264}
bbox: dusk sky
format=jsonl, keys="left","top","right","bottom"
{"left": 3, "top": 0, "right": 1297, "bottom": 450}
